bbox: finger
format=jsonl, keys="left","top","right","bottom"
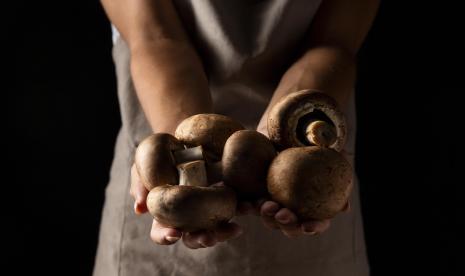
{"left": 183, "top": 230, "right": 216, "bottom": 249}
{"left": 261, "top": 215, "right": 280, "bottom": 230}
{"left": 130, "top": 164, "right": 137, "bottom": 198}
{"left": 214, "top": 222, "right": 243, "bottom": 242}
{"left": 182, "top": 232, "right": 202, "bottom": 249}
{"left": 131, "top": 164, "right": 149, "bottom": 214}
{"left": 150, "top": 220, "right": 182, "bottom": 245}
{"left": 260, "top": 201, "right": 280, "bottom": 230}
{"left": 301, "top": 219, "right": 331, "bottom": 235}
{"left": 197, "top": 230, "right": 217, "bottom": 247}
{"left": 274, "top": 208, "right": 298, "bottom": 225}
{"left": 260, "top": 201, "right": 280, "bottom": 217}
{"left": 274, "top": 208, "right": 301, "bottom": 237}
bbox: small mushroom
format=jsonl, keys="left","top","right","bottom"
{"left": 220, "top": 130, "right": 277, "bottom": 199}
{"left": 134, "top": 133, "right": 185, "bottom": 190}
{"left": 267, "top": 146, "right": 353, "bottom": 220}
{"left": 267, "top": 90, "right": 346, "bottom": 151}
{"left": 175, "top": 114, "right": 245, "bottom": 160}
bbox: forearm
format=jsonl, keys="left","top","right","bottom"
{"left": 130, "top": 41, "right": 212, "bottom": 134}
{"left": 101, "top": 0, "right": 212, "bottom": 134}
{"left": 257, "top": 46, "right": 356, "bottom": 133}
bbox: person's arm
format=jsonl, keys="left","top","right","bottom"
{"left": 101, "top": 0, "right": 242, "bottom": 249}
{"left": 101, "top": 0, "right": 212, "bottom": 134}
{"left": 257, "top": 0, "right": 379, "bottom": 237}
{"left": 257, "top": 0, "right": 379, "bottom": 133}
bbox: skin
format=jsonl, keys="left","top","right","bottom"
{"left": 103, "top": 0, "right": 379, "bottom": 248}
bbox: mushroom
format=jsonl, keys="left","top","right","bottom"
{"left": 147, "top": 184, "right": 236, "bottom": 232}
{"left": 220, "top": 130, "right": 277, "bottom": 199}
{"left": 267, "top": 146, "right": 353, "bottom": 220}
{"left": 135, "top": 133, "right": 238, "bottom": 231}
{"left": 135, "top": 133, "right": 185, "bottom": 190}
{"left": 267, "top": 90, "right": 346, "bottom": 151}
{"left": 175, "top": 113, "right": 245, "bottom": 161}
{"left": 266, "top": 90, "right": 353, "bottom": 220}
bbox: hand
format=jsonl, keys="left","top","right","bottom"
{"left": 257, "top": 200, "right": 350, "bottom": 238}
{"left": 130, "top": 164, "right": 243, "bottom": 249}
{"left": 236, "top": 197, "right": 349, "bottom": 238}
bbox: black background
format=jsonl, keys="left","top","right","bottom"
{"left": 9, "top": 1, "right": 462, "bottom": 275}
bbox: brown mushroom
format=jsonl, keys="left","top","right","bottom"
{"left": 220, "top": 130, "right": 277, "bottom": 199}
{"left": 147, "top": 184, "right": 237, "bottom": 232}
{"left": 267, "top": 90, "right": 346, "bottom": 151}
{"left": 134, "top": 133, "right": 185, "bottom": 190}
{"left": 267, "top": 146, "right": 353, "bottom": 220}
{"left": 175, "top": 114, "right": 245, "bottom": 161}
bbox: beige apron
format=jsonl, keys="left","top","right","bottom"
{"left": 93, "top": 1, "right": 369, "bottom": 275}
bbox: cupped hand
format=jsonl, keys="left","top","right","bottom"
{"left": 236, "top": 197, "right": 349, "bottom": 238}
{"left": 258, "top": 200, "right": 349, "bottom": 237}
{"left": 130, "top": 164, "right": 243, "bottom": 249}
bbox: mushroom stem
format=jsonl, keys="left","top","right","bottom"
{"left": 173, "top": 146, "right": 204, "bottom": 164}
{"left": 177, "top": 160, "right": 208, "bottom": 187}
{"left": 304, "top": 120, "right": 337, "bottom": 148}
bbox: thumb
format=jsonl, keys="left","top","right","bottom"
{"left": 131, "top": 164, "right": 149, "bottom": 214}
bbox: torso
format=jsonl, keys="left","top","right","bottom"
{"left": 94, "top": 1, "right": 369, "bottom": 275}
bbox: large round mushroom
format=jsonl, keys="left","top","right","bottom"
{"left": 146, "top": 184, "right": 237, "bottom": 232}
{"left": 267, "top": 146, "right": 353, "bottom": 220}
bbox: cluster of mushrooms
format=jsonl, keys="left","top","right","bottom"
{"left": 135, "top": 90, "right": 353, "bottom": 232}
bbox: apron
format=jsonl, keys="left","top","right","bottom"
{"left": 93, "top": 1, "right": 369, "bottom": 275}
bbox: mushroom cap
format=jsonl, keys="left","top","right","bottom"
{"left": 267, "top": 90, "right": 347, "bottom": 151}
{"left": 146, "top": 184, "right": 237, "bottom": 231}
{"left": 175, "top": 114, "right": 245, "bottom": 161}
{"left": 222, "top": 130, "right": 277, "bottom": 199}
{"left": 135, "top": 133, "right": 184, "bottom": 190}
{"left": 267, "top": 146, "right": 353, "bottom": 220}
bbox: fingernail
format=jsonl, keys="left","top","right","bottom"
{"left": 265, "top": 206, "right": 279, "bottom": 216}
{"left": 134, "top": 202, "right": 139, "bottom": 213}
{"left": 275, "top": 213, "right": 290, "bottom": 224}
{"left": 263, "top": 202, "right": 279, "bottom": 216}
{"left": 166, "top": 236, "right": 180, "bottom": 242}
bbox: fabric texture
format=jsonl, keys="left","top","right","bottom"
{"left": 94, "top": 0, "right": 369, "bottom": 275}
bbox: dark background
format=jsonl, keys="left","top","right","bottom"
{"left": 10, "top": 1, "right": 462, "bottom": 275}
